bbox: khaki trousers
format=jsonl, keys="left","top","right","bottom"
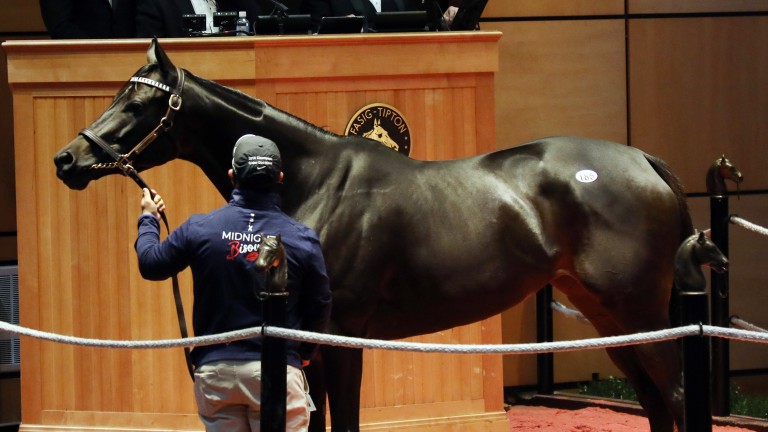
{"left": 194, "top": 360, "right": 310, "bottom": 432}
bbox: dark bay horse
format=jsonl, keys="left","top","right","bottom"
{"left": 54, "top": 40, "right": 694, "bottom": 432}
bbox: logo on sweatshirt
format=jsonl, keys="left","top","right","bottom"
{"left": 221, "top": 230, "right": 279, "bottom": 261}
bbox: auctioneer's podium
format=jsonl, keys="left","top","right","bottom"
{"left": 4, "top": 33, "right": 504, "bottom": 431}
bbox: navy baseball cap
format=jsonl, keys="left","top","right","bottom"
{"left": 232, "top": 134, "right": 282, "bottom": 185}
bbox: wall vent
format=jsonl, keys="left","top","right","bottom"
{"left": 0, "top": 265, "right": 19, "bottom": 373}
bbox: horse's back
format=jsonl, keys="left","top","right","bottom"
{"left": 484, "top": 137, "right": 683, "bottom": 222}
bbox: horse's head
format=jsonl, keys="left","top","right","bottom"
{"left": 254, "top": 234, "right": 284, "bottom": 272}
{"left": 705, "top": 155, "right": 744, "bottom": 196}
{"left": 53, "top": 39, "right": 184, "bottom": 190}
{"left": 674, "top": 230, "right": 729, "bottom": 292}
{"left": 254, "top": 234, "right": 287, "bottom": 293}
{"left": 693, "top": 230, "right": 729, "bottom": 274}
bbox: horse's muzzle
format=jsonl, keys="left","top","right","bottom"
{"left": 708, "top": 259, "right": 729, "bottom": 274}
{"left": 53, "top": 150, "right": 91, "bottom": 190}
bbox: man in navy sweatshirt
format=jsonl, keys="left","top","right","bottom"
{"left": 136, "top": 134, "right": 332, "bottom": 431}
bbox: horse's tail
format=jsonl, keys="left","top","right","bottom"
{"left": 643, "top": 153, "right": 694, "bottom": 326}
{"left": 643, "top": 153, "right": 695, "bottom": 241}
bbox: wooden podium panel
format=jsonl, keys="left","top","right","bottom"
{"left": 4, "top": 33, "right": 504, "bottom": 431}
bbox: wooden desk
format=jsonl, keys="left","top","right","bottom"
{"left": 4, "top": 33, "right": 505, "bottom": 431}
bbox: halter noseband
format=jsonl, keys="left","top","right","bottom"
{"left": 79, "top": 67, "right": 185, "bottom": 188}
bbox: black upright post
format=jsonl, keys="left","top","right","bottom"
{"left": 536, "top": 284, "right": 554, "bottom": 395}
{"left": 710, "top": 195, "right": 730, "bottom": 416}
{"left": 261, "top": 292, "right": 288, "bottom": 432}
{"left": 680, "top": 291, "right": 713, "bottom": 432}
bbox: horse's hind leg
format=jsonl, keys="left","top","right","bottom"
{"left": 559, "top": 281, "right": 683, "bottom": 432}
{"left": 587, "top": 313, "right": 683, "bottom": 431}
{"left": 615, "top": 319, "right": 685, "bottom": 432}
{"left": 604, "top": 345, "right": 680, "bottom": 432}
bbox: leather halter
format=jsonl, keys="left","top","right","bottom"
{"left": 80, "top": 68, "right": 195, "bottom": 380}
{"left": 79, "top": 67, "right": 185, "bottom": 189}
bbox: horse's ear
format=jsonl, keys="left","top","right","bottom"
{"left": 697, "top": 231, "right": 707, "bottom": 243}
{"left": 146, "top": 38, "right": 175, "bottom": 74}
{"left": 146, "top": 38, "right": 160, "bottom": 64}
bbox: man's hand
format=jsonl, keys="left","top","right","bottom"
{"left": 443, "top": 6, "right": 458, "bottom": 27}
{"left": 141, "top": 188, "right": 165, "bottom": 219}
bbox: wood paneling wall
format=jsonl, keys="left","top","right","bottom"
{"left": 0, "top": 1, "right": 46, "bottom": 33}
{"left": 487, "top": 19, "right": 627, "bottom": 146}
{"left": 629, "top": 16, "right": 768, "bottom": 191}
{"left": 629, "top": 0, "right": 768, "bottom": 14}
{"left": 485, "top": 1, "right": 624, "bottom": 17}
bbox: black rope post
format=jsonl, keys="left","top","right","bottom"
{"left": 261, "top": 291, "right": 288, "bottom": 432}
{"left": 536, "top": 284, "right": 554, "bottom": 395}
{"left": 710, "top": 194, "right": 730, "bottom": 416}
{"left": 680, "top": 291, "right": 712, "bottom": 432}
{"left": 706, "top": 154, "right": 741, "bottom": 417}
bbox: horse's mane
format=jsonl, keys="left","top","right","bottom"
{"left": 128, "top": 60, "right": 341, "bottom": 142}
{"left": 184, "top": 69, "right": 341, "bottom": 139}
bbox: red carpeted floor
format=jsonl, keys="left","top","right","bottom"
{"left": 506, "top": 405, "right": 763, "bottom": 431}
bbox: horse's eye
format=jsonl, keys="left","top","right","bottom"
{"left": 125, "top": 101, "right": 144, "bottom": 116}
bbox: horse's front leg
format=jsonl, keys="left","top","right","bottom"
{"left": 324, "top": 345, "right": 363, "bottom": 432}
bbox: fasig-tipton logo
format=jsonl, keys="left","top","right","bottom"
{"left": 345, "top": 103, "right": 412, "bottom": 156}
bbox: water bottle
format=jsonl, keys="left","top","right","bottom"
{"left": 236, "top": 11, "right": 249, "bottom": 35}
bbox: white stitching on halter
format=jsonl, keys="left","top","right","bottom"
{"left": 130, "top": 76, "right": 172, "bottom": 93}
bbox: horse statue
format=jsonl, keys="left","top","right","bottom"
{"left": 54, "top": 39, "right": 694, "bottom": 432}
{"left": 362, "top": 118, "right": 399, "bottom": 151}
{"left": 674, "top": 231, "right": 729, "bottom": 293}
{"left": 670, "top": 231, "right": 728, "bottom": 328}
{"left": 706, "top": 155, "right": 743, "bottom": 196}
{"left": 253, "top": 234, "right": 288, "bottom": 294}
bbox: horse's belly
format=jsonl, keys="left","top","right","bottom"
{"left": 358, "top": 271, "right": 551, "bottom": 340}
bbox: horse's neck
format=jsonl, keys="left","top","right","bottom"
{"left": 179, "top": 75, "right": 338, "bottom": 199}
{"left": 705, "top": 164, "right": 727, "bottom": 196}
{"left": 674, "top": 241, "right": 707, "bottom": 292}
{"left": 269, "top": 247, "right": 288, "bottom": 291}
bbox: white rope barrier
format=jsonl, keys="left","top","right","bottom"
{"left": 731, "top": 316, "right": 768, "bottom": 333}
{"left": 0, "top": 319, "right": 263, "bottom": 350}
{"left": 265, "top": 326, "right": 692, "bottom": 354}
{"left": 704, "top": 325, "right": 768, "bottom": 344}
{"left": 730, "top": 215, "right": 768, "bottom": 237}
{"left": 551, "top": 301, "right": 589, "bottom": 323}
{"left": 2, "top": 319, "right": 767, "bottom": 355}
